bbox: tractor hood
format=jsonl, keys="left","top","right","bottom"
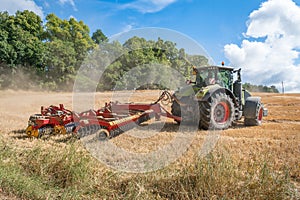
{"left": 173, "top": 84, "right": 222, "bottom": 100}
{"left": 173, "top": 85, "right": 202, "bottom": 99}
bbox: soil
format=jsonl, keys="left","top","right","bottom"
{"left": 0, "top": 90, "right": 299, "bottom": 196}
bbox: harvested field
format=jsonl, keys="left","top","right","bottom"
{"left": 0, "top": 90, "right": 299, "bottom": 199}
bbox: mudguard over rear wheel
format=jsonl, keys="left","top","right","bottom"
{"left": 171, "top": 99, "right": 181, "bottom": 124}
{"left": 171, "top": 96, "right": 200, "bottom": 125}
{"left": 200, "top": 93, "right": 235, "bottom": 130}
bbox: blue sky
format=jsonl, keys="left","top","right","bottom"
{"left": 1, "top": 0, "right": 300, "bottom": 92}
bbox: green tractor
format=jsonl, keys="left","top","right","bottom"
{"left": 171, "top": 64, "right": 268, "bottom": 130}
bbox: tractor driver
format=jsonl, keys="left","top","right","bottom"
{"left": 186, "top": 66, "right": 206, "bottom": 87}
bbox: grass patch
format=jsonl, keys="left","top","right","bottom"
{"left": 0, "top": 138, "right": 56, "bottom": 199}
{"left": 146, "top": 153, "right": 295, "bottom": 199}
{"left": 0, "top": 134, "right": 298, "bottom": 199}
{"left": 0, "top": 135, "right": 101, "bottom": 199}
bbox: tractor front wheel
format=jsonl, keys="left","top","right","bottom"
{"left": 244, "top": 97, "right": 263, "bottom": 126}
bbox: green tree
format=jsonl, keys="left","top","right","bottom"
{"left": 0, "top": 10, "right": 45, "bottom": 67}
{"left": 0, "top": 11, "right": 46, "bottom": 89}
{"left": 44, "top": 40, "right": 76, "bottom": 89}
{"left": 43, "top": 14, "right": 95, "bottom": 89}
{"left": 44, "top": 14, "right": 70, "bottom": 41}
{"left": 97, "top": 37, "right": 209, "bottom": 91}
{"left": 243, "top": 82, "right": 279, "bottom": 93}
{"left": 68, "top": 17, "right": 95, "bottom": 68}
{"left": 92, "top": 29, "right": 107, "bottom": 44}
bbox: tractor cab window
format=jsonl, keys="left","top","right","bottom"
{"left": 205, "top": 70, "right": 216, "bottom": 85}
{"left": 192, "top": 67, "right": 233, "bottom": 89}
{"left": 218, "top": 70, "right": 232, "bottom": 89}
{"left": 196, "top": 68, "right": 217, "bottom": 86}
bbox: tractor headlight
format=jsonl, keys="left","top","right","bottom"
{"left": 263, "top": 107, "right": 268, "bottom": 116}
{"left": 195, "top": 89, "right": 205, "bottom": 100}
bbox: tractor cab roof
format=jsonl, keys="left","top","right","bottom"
{"left": 196, "top": 65, "right": 235, "bottom": 71}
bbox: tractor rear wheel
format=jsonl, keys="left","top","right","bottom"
{"left": 200, "top": 93, "right": 235, "bottom": 130}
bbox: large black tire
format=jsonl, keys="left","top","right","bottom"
{"left": 244, "top": 97, "right": 263, "bottom": 126}
{"left": 200, "top": 93, "right": 235, "bottom": 130}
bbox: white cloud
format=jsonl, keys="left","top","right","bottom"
{"left": 122, "top": 24, "right": 134, "bottom": 32}
{"left": 43, "top": 2, "right": 50, "bottom": 8}
{"left": 69, "top": 15, "right": 77, "bottom": 20}
{"left": 59, "top": 0, "right": 77, "bottom": 11}
{"left": 0, "top": 0, "right": 44, "bottom": 18}
{"left": 224, "top": 0, "right": 300, "bottom": 93}
{"left": 120, "top": 0, "right": 177, "bottom": 13}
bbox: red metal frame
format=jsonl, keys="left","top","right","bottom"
{"left": 26, "top": 104, "right": 76, "bottom": 137}
{"left": 26, "top": 101, "right": 182, "bottom": 139}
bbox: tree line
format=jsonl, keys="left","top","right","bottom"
{"left": 243, "top": 83, "right": 279, "bottom": 93}
{"left": 0, "top": 10, "right": 108, "bottom": 90}
{"left": 0, "top": 10, "right": 278, "bottom": 92}
{"left": 0, "top": 10, "right": 209, "bottom": 91}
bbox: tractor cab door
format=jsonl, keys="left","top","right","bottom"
{"left": 217, "top": 69, "right": 232, "bottom": 90}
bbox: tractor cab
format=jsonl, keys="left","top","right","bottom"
{"left": 193, "top": 65, "right": 234, "bottom": 90}
{"left": 174, "top": 65, "right": 235, "bottom": 99}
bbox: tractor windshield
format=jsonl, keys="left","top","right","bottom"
{"left": 194, "top": 67, "right": 233, "bottom": 89}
